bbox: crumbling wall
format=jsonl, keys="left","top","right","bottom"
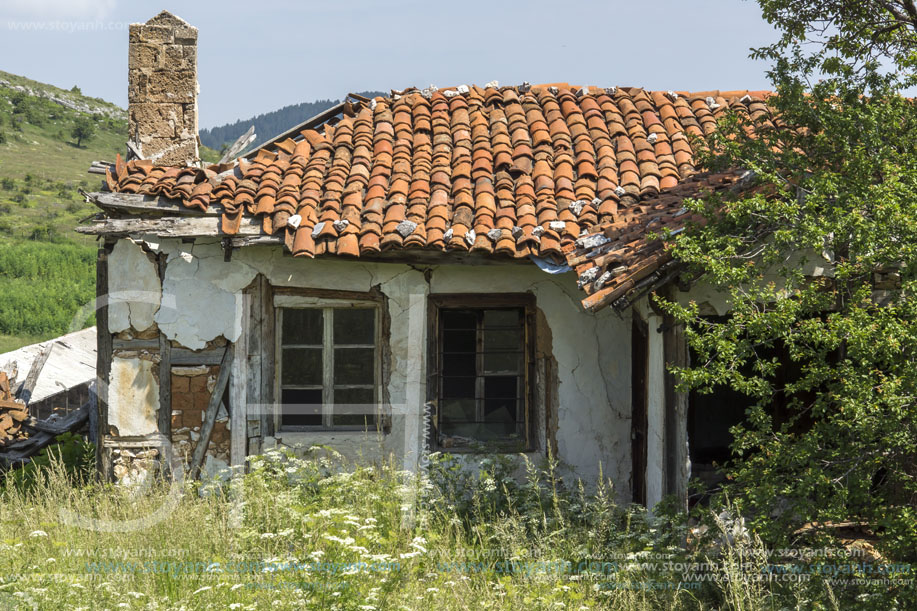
{"left": 170, "top": 365, "right": 230, "bottom": 476}
{"left": 105, "top": 237, "right": 634, "bottom": 499}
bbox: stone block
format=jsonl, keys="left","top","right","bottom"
{"left": 163, "top": 44, "right": 195, "bottom": 71}
{"left": 145, "top": 71, "right": 196, "bottom": 103}
{"left": 129, "top": 43, "right": 161, "bottom": 71}
{"left": 129, "top": 102, "right": 181, "bottom": 139}
{"left": 154, "top": 139, "right": 199, "bottom": 166}
{"left": 137, "top": 24, "right": 174, "bottom": 44}
{"left": 173, "top": 26, "right": 198, "bottom": 44}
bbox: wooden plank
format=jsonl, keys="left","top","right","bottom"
{"left": 86, "top": 192, "right": 222, "bottom": 217}
{"left": 171, "top": 347, "right": 225, "bottom": 366}
{"left": 246, "top": 276, "right": 264, "bottom": 454}
{"left": 18, "top": 343, "right": 53, "bottom": 405}
{"left": 87, "top": 380, "right": 98, "bottom": 445}
{"left": 76, "top": 215, "right": 263, "bottom": 238}
{"left": 229, "top": 292, "right": 249, "bottom": 468}
{"left": 273, "top": 286, "right": 385, "bottom": 303}
{"left": 27, "top": 403, "right": 89, "bottom": 435}
{"left": 113, "top": 338, "right": 160, "bottom": 351}
{"left": 219, "top": 126, "right": 256, "bottom": 164}
{"left": 158, "top": 333, "right": 172, "bottom": 439}
{"left": 189, "top": 346, "right": 233, "bottom": 479}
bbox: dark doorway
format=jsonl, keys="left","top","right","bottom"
{"left": 631, "top": 315, "right": 648, "bottom": 505}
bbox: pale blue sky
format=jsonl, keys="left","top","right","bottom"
{"left": 0, "top": 0, "right": 778, "bottom": 128}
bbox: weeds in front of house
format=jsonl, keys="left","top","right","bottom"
{"left": 0, "top": 449, "right": 913, "bottom": 610}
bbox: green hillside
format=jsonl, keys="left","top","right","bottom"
{"left": 0, "top": 71, "right": 225, "bottom": 352}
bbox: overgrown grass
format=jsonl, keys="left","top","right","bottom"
{"left": 1, "top": 448, "right": 911, "bottom": 609}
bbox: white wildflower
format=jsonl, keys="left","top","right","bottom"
{"left": 28, "top": 530, "right": 48, "bottom": 538}
{"left": 192, "top": 586, "right": 212, "bottom": 595}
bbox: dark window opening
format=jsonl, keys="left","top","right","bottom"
{"left": 436, "top": 306, "right": 529, "bottom": 450}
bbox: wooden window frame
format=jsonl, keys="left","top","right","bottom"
{"left": 274, "top": 288, "right": 384, "bottom": 433}
{"left": 427, "top": 293, "right": 537, "bottom": 453}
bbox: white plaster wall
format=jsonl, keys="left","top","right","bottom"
{"left": 108, "top": 238, "right": 161, "bottom": 333}
{"left": 125, "top": 238, "right": 634, "bottom": 497}
{"left": 107, "top": 356, "right": 159, "bottom": 437}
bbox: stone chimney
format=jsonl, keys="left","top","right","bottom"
{"left": 128, "top": 11, "right": 199, "bottom": 166}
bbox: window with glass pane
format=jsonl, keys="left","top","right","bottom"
{"left": 437, "top": 307, "right": 527, "bottom": 448}
{"left": 279, "top": 306, "right": 377, "bottom": 430}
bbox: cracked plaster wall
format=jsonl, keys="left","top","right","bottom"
{"left": 108, "top": 238, "right": 161, "bottom": 334}
{"left": 119, "top": 237, "right": 633, "bottom": 496}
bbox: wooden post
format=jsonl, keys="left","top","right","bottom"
{"left": 96, "top": 243, "right": 113, "bottom": 479}
{"left": 663, "top": 308, "right": 690, "bottom": 509}
{"left": 229, "top": 292, "right": 250, "bottom": 468}
{"left": 189, "top": 345, "right": 233, "bottom": 479}
{"left": 260, "top": 276, "right": 275, "bottom": 439}
{"left": 158, "top": 333, "right": 172, "bottom": 437}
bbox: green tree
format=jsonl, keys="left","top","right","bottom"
{"left": 70, "top": 115, "right": 95, "bottom": 147}
{"left": 663, "top": 0, "right": 917, "bottom": 559}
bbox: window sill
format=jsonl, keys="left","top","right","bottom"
{"left": 276, "top": 429, "right": 387, "bottom": 446}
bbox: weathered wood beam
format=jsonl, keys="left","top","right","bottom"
{"left": 189, "top": 346, "right": 233, "bottom": 479}
{"left": 158, "top": 333, "right": 172, "bottom": 439}
{"left": 76, "top": 215, "right": 263, "bottom": 238}
{"left": 95, "top": 244, "right": 113, "bottom": 478}
{"left": 219, "top": 126, "right": 256, "bottom": 164}
{"left": 112, "top": 338, "right": 160, "bottom": 351}
{"left": 229, "top": 293, "right": 249, "bottom": 469}
{"left": 18, "top": 343, "right": 52, "bottom": 405}
{"left": 172, "top": 347, "right": 225, "bottom": 366}
{"left": 85, "top": 192, "right": 222, "bottom": 217}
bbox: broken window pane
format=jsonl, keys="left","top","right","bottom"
{"left": 437, "top": 306, "right": 526, "bottom": 448}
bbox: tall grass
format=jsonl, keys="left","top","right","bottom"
{"left": 0, "top": 448, "right": 909, "bottom": 610}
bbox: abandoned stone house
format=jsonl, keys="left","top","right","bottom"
{"left": 79, "top": 10, "right": 780, "bottom": 507}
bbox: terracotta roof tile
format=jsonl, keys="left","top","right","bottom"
{"left": 106, "top": 84, "right": 772, "bottom": 264}
{"left": 566, "top": 170, "right": 749, "bottom": 311}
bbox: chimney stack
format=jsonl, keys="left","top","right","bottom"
{"left": 128, "top": 11, "right": 199, "bottom": 166}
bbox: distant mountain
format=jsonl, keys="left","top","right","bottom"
{"left": 200, "top": 91, "right": 385, "bottom": 152}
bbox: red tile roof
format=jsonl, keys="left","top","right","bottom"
{"left": 105, "top": 84, "right": 771, "bottom": 262}
{"left": 565, "top": 170, "right": 750, "bottom": 311}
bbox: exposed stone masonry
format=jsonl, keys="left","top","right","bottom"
{"left": 128, "top": 11, "right": 199, "bottom": 166}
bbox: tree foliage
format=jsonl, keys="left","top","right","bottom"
{"left": 70, "top": 115, "right": 95, "bottom": 147}
{"left": 662, "top": 0, "right": 917, "bottom": 559}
